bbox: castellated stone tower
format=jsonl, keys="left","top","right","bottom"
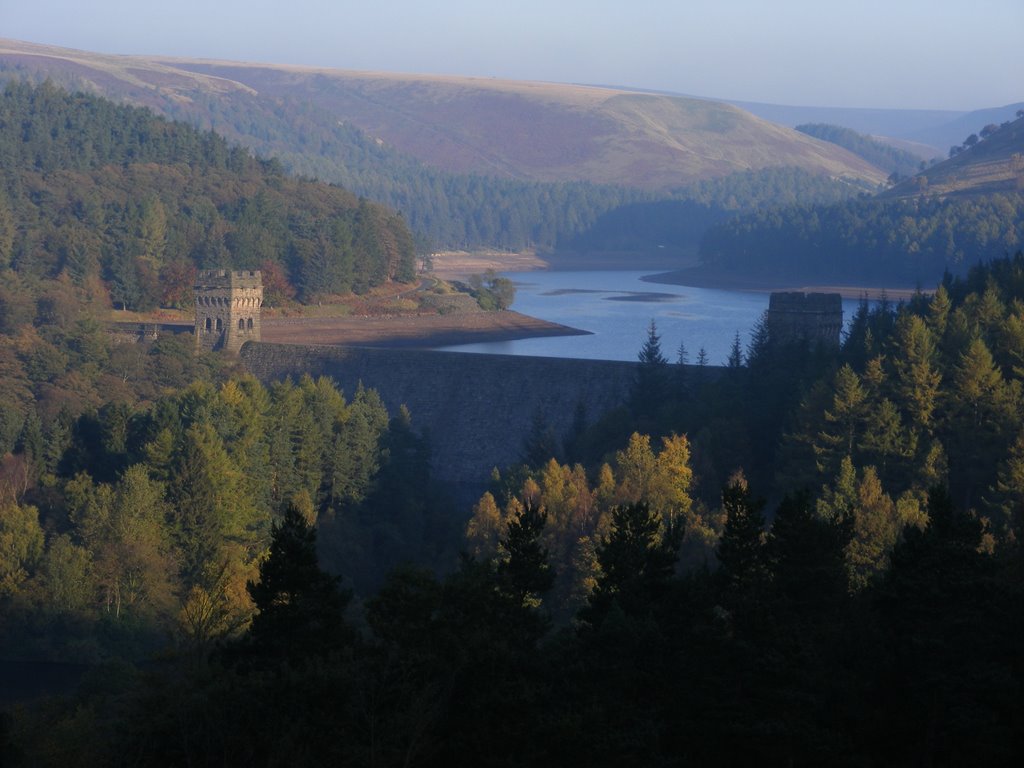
{"left": 194, "top": 270, "right": 263, "bottom": 353}
{"left": 766, "top": 292, "right": 843, "bottom": 347}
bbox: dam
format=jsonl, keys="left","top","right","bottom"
{"left": 221, "top": 275, "right": 836, "bottom": 501}
{"left": 240, "top": 343, "right": 643, "bottom": 495}
{"left": 236, "top": 290, "right": 839, "bottom": 497}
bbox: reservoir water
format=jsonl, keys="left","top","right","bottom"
{"left": 441, "top": 271, "right": 870, "bottom": 363}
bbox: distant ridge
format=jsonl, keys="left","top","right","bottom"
{"left": 0, "top": 38, "right": 885, "bottom": 191}
{"left": 724, "top": 100, "right": 1024, "bottom": 160}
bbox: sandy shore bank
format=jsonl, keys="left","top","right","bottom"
{"left": 429, "top": 248, "right": 693, "bottom": 279}
{"left": 262, "top": 310, "right": 589, "bottom": 348}
{"left": 429, "top": 250, "right": 548, "bottom": 280}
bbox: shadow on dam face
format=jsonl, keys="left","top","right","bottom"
{"left": 241, "top": 343, "right": 651, "bottom": 500}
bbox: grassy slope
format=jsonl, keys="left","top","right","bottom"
{"left": 883, "top": 116, "right": 1024, "bottom": 198}
{"left": 0, "top": 38, "right": 885, "bottom": 191}
{"left": 171, "top": 60, "right": 887, "bottom": 189}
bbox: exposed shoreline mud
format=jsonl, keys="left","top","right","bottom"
{"left": 133, "top": 253, "right": 923, "bottom": 350}
{"left": 262, "top": 310, "right": 590, "bottom": 348}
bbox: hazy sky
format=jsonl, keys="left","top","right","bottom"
{"left": 2, "top": 0, "right": 1021, "bottom": 111}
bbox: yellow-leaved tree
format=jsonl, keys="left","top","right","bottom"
{"left": 465, "top": 431, "right": 715, "bottom": 619}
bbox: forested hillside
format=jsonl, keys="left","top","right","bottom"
{"left": 0, "top": 40, "right": 888, "bottom": 253}
{"left": 1, "top": 52, "right": 1021, "bottom": 768}
{"left": 700, "top": 192, "right": 1024, "bottom": 284}
{"left": 568, "top": 166, "right": 870, "bottom": 252}
{"left": 699, "top": 117, "right": 1024, "bottom": 285}
{"left": 144, "top": 82, "right": 653, "bottom": 252}
{"left": 795, "top": 122, "right": 928, "bottom": 179}
{"left": 79, "top": 74, "right": 877, "bottom": 257}
{"left": 0, "top": 86, "right": 449, "bottom": 675}
{"left": 0, "top": 80, "right": 415, "bottom": 308}
{"left": 6, "top": 255, "right": 1022, "bottom": 766}
{"left": 0, "top": 368, "right": 452, "bottom": 652}
{"left": 0, "top": 80, "right": 423, "bottom": 505}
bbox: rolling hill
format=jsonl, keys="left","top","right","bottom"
{"left": 0, "top": 39, "right": 885, "bottom": 192}
{"left": 0, "top": 81, "right": 416, "bottom": 309}
{"left": 883, "top": 115, "right": 1024, "bottom": 198}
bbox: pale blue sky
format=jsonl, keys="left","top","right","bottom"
{"left": 1, "top": 0, "right": 1021, "bottom": 110}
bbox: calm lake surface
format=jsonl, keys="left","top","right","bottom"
{"left": 440, "top": 271, "right": 869, "bottom": 363}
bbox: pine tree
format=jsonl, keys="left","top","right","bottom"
{"left": 522, "top": 409, "right": 561, "bottom": 467}
{"left": 639, "top": 321, "right": 666, "bottom": 366}
{"left": 746, "top": 310, "right": 771, "bottom": 368}
{"left": 872, "top": 487, "right": 1009, "bottom": 766}
{"left": 991, "top": 431, "right": 1024, "bottom": 534}
{"left": 246, "top": 503, "right": 353, "bottom": 661}
{"left": 583, "top": 501, "right": 682, "bottom": 624}
{"left": 497, "top": 502, "right": 554, "bottom": 612}
{"left": 946, "top": 336, "right": 1016, "bottom": 510}
{"left": 817, "top": 454, "right": 858, "bottom": 524}
{"left": 14, "top": 408, "right": 44, "bottom": 482}
{"left": 676, "top": 339, "right": 688, "bottom": 366}
{"left": 727, "top": 330, "right": 744, "bottom": 368}
{"left": 633, "top": 319, "right": 670, "bottom": 418}
{"left": 675, "top": 338, "right": 689, "bottom": 392}
{"left": 170, "top": 422, "right": 261, "bottom": 586}
{"left": 847, "top": 467, "right": 900, "bottom": 591}
{"left": 815, "top": 364, "right": 868, "bottom": 472}
{"left": 769, "top": 490, "right": 850, "bottom": 611}
{"left": 893, "top": 314, "right": 941, "bottom": 434}
{"left": 861, "top": 398, "right": 911, "bottom": 484}
{"left": 929, "top": 284, "right": 951, "bottom": 336}
{"left": 716, "top": 475, "right": 769, "bottom": 597}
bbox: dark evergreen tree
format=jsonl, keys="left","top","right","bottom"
{"left": 716, "top": 476, "right": 769, "bottom": 600}
{"left": 14, "top": 407, "right": 44, "bottom": 481}
{"left": 870, "top": 487, "right": 1016, "bottom": 766}
{"left": 521, "top": 409, "right": 562, "bottom": 468}
{"left": 498, "top": 502, "right": 554, "bottom": 610}
{"left": 769, "top": 490, "right": 851, "bottom": 611}
{"left": 583, "top": 501, "right": 682, "bottom": 625}
{"left": 727, "top": 330, "right": 744, "bottom": 369}
{"left": 632, "top": 319, "right": 670, "bottom": 422}
{"left": 245, "top": 503, "right": 353, "bottom": 661}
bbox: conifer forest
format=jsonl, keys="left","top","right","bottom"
{"left": 0, "top": 80, "right": 1022, "bottom": 767}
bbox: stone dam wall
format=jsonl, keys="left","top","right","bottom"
{"left": 241, "top": 343, "right": 646, "bottom": 496}
{"left": 766, "top": 292, "right": 843, "bottom": 347}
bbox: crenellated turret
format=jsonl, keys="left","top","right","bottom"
{"left": 766, "top": 292, "right": 843, "bottom": 347}
{"left": 194, "top": 270, "right": 263, "bottom": 353}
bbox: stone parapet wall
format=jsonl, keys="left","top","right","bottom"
{"left": 108, "top": 322, "right": 193, "bottom": 344}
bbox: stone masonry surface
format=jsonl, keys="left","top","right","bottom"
{"left": 767, "top": 292, "right": 843, "bottom": 347}
{"left": 194, "top": 270, "right": 263, "bottom": 354}
{"left": 241, "top": 343, "right": 642, "bottom": 497}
